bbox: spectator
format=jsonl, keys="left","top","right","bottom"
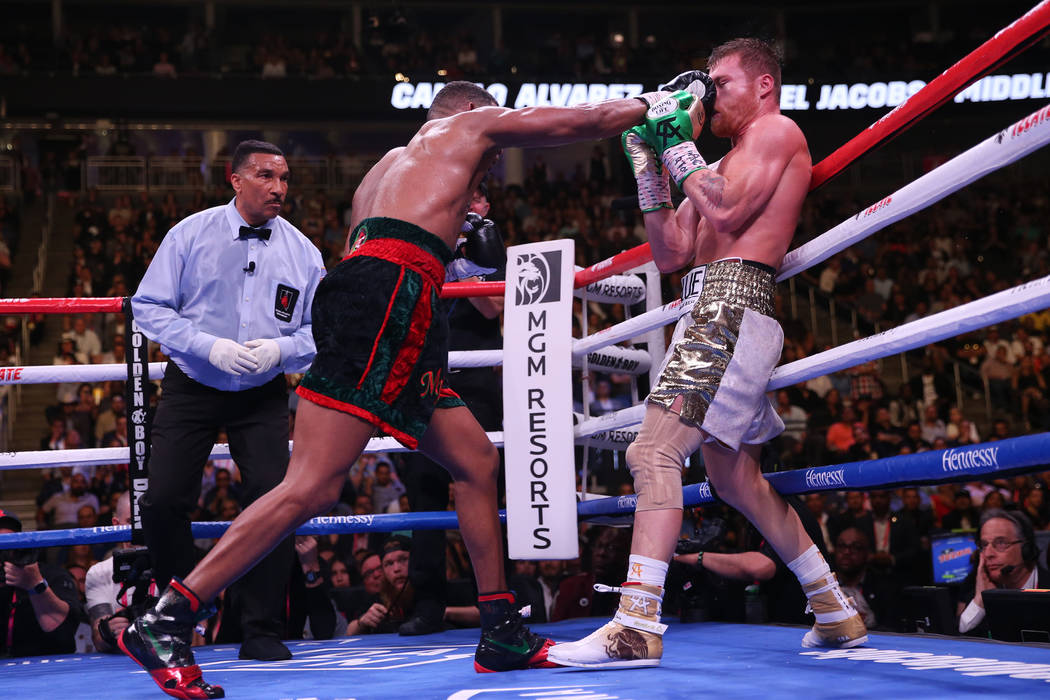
{"left": 945, "top": 406, "right": 980, "bottom": 445}
{"left": 70, "top": 383, "right": 98, "bottom": 448}
{"left": 804, "top": 493, "right": 834, "bottom": 553}
{"left": 830, "top": 490, "right": 868, "bottom": 542}
{"left": 832, "top": 527, "right": 904, "bottom": 631}
{"left": 332, "top": 550, "right": 383, "bottom": 623}
{"left": 40, "top": 418, "right": 68, "bottom": 450}
{"left": 152, "top": 51, "right": 177, "bottom": 78}
{"left": 855, "top": 277, "right": 886, "bottom": 326}
{"left": 919, "top": 404, "right": 948, "bottom": 445}
{"left": 94, "top": 393, "right": 125, "bottom": 445}
{"left": 589, "top": 378, "right": 627, "bottom": 415}
{"left": 958, "top": 509, "right": 1049, "bottom": 635}
{"left": 201, "top": 467, "right": 242, "bottom": 517}
{"left": 982, "top": 345, "right": 1016, "bottom": 411}
{"left": 328, "top": 558, "right": 353, "bottom": 590}
{"left": 869, "top": 407, "right": 903, "bottom": 458}
{"left": 846, "top": 422, "right": 878, "bottom": 462}
{"left": 909, "top": 356, "right": 952, "bottom": 411}
{"left": 825, "top": 405, "right": 858, "bottom": 456}
{"left": 900, "top": 421, "right": 931, "bottom": 453}
{"left": 344, "top": 494, "right": 383, "bottom": 555}
{"left": 37, "top": 472, "right": 100, "bottom": 529}
{"left": 855, "top": 490, "right": 921, "bottom": 583}
{"left": 551, "top": 526, "right": 630, "bottom": 622}
{"left": 1014, "top": 356, "right": 1050, "bottom": 428}
{"left": 369, "top": 459, "right": 406, "bottom": 514}
{"left": 1020, "top": 483, "right": 1048, "bottom": 529}
{"left": 63, "top": 315, "right": 103, "bottom": 363}
{"left": 898, "top": 487, "right": 935, "bottom": 540}
{"left": 85, "top": 493, "right": 155, "bottom": 653}
{"left": 774, "top": 390, "right": 808, "bottom": 443}
{"left": 982, "top": 326, "right": 1014, "bottom": 365}
{"left": 0, "top": 509, "right": 83, "bottom": 656}
{"left": 100, "top": 415, "right": 128, "bottom": 448}
{"left": 941, "top": 489, "right": 980, "bottom": 531}
{"left": 345, "top": 536, "right": 413, "bottom": 635}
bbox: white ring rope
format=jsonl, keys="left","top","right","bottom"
{"left": 573, "top": 271, "right": 647, "bottom": 304}
{"left": 575, "top": 272, "right": 1050, "bottom": 446}
{"left": 778, "top": 102, "right": 1050, "bottom": 281}
{"left": 0, "top": 431, "right": 509, "bottom": 471}
{"left": 768, "top": 273, "right": 1050, "bottom": 390}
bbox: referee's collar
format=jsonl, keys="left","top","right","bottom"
{"left": 226, "top": 197, "right": 277, "bottom": 243}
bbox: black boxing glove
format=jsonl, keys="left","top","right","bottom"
{"left": 461, "top": 213, "right": 505, "bottom": 274}
{"left": 446, "top": 213, "right": 505, "bottom": 282}
{"left": 659, "top": 70, "right": 716, "bottom": 126}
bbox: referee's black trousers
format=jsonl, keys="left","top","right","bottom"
{"left": 140, "top": 362, "right": 294, "bottom": 641}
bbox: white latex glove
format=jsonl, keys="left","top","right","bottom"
{"left": 208, "top": 338, "right": 258, "bottom": 375}
{"left": 245, "top": 338, "right": 282, "bottom": 374}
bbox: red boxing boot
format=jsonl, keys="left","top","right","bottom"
{"left": 118, "top": 579, "right": 224, "bottom": 699}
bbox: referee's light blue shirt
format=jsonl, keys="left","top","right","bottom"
{"left": 131, "top": 198, "right": 325, "bottom": 392}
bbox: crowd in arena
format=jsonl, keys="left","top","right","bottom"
{"left": 1, "top": 4, "right": 1040, "bottom": 83}
{"left": 2, "top": 124, "right": 1047, "bottom": 656}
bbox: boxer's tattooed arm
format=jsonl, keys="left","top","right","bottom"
{"left": 688, "top": 169, "right": 726, "bottom": 208}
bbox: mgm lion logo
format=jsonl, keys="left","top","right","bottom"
{"left": 515, "top": 250, "right": 561, "bottom": 305}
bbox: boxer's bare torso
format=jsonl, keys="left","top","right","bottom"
{"left": 678, "top": 113, "right": 810, "bottom": 270}
{"left": 647, "top": 53, "right": 812, "bottom": 273}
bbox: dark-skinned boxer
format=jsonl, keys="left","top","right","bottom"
{"left": 119, "top": 80, "right": 672, "bottom": 698}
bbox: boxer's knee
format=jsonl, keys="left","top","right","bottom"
{"left": 626, "top": 434, "right": 684, "bottom": 512}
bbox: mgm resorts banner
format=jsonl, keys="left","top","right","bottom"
{"left": 503, "top": 239, "right": 577, "bottom": 560}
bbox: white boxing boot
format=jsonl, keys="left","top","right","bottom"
{"left": 800, "top": 573, "right": 868, "bottom": 648}
{"left": 547, "top": 583, "right": 666, "bottom": 669}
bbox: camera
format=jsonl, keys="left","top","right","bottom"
{"left": 112, "top": 546, "right": 153, "bottom": 600}
{"left": 0, "top": 547, "right": 39, "bottom": 586}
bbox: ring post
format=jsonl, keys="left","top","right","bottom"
{"left": 502, "top": 239, "right": 578, "bottom": 559}
{"left": 123, "top": 296, "right": 151, "bottom": 545}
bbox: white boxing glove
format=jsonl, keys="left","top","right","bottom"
{"left": 208, "top": 338, "right": 259, "bottom": 375}
{"left": 245, "top": 338, "right": 282, "bottom": 374}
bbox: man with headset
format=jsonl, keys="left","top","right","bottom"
{"left": 958, "top": 508, "right": 1049, "bottom": 635}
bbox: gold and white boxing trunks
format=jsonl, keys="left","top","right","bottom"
{"left": 648, "top": 258, "right": 785, "bottom": 450}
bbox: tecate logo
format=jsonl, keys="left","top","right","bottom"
{"left": 941, "top": 446, "right": 1000, "bottom": 472}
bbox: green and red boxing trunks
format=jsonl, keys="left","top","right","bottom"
{"left": 297, "top": 217, "right": 465, "bottom": 448}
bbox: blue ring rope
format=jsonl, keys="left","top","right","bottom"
{"left": 3, "top": 433, "right": 1046, "bottom": 549}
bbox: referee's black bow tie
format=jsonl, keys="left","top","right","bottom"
{"left": 239, "top": 225, "right": 271, "bottom": 241}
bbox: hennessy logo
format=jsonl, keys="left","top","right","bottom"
{"left": 655, "top": 117, "right": 684, "bottom": 148}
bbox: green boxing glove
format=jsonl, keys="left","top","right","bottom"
{"left": 621, "top": 126, "right": 671, "bottom": 213}
{"left": 641, "top": 90, "right": 708, "bottom": 187}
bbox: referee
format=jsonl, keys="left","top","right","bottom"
{"left": 131, "top": 139, "right": 325, "bottom": 661}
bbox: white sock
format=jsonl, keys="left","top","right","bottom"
{"left": 786, "top": 545, "right": 830, "bottom": 588}
{"left": 626, "top": 554, "right": 668, "bottom": 588}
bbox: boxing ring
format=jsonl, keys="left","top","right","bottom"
{"left": 4, "top": 4, "right": 1050, "bottom": 698}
